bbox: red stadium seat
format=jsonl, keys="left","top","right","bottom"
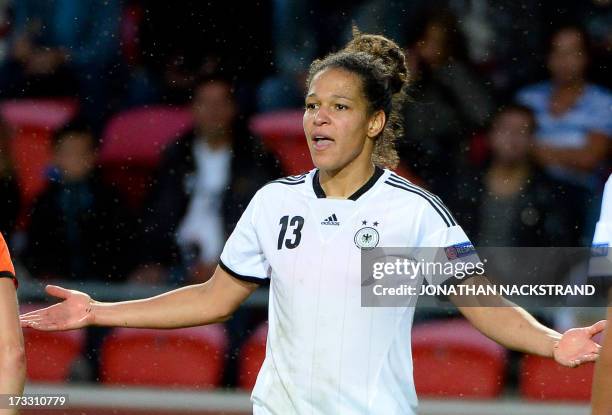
{"left": 250, "top": 110, "right": 312, "bottom": 175}
{"left": 23, "top": 328, "right": 85, "bottom": 382}
{"left": 1, "top": 99, "right": 78, "bottom": 210}
{"left": 411, "top": 318, "right": 507, "bottom": 398}
{"left": 99, "top": 105, "right": 193, "bottom": 207}
{"left": 238, "top": 322, "right": 267, "bottom": 390}
{"left": 100, "top": 325, "right": 227, "bottom": 388}
{"left": 1, "top": 99, "right": 78, "bottom": 128}
{"left": 100, "top": 105, "right": 193, "bottom": 168}
{"left": 519, "top": 355, "right": 594, "bottom": 401}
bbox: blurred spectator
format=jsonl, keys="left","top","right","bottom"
{"left": 0, "top": 119, "right": 18, "bottom": 242}
{"left": 256, "top": 0, "right": 361, "bottom": 112}
{"left": 23, "top": 120, "right": 135, "bottom": 281}
{"left": 398, "top": 8, "right": 495, "bottom": 198}
{"left": 450, "top": 104, "right": 584, "bottom": 247}
{"left": 0, "top": 0, "right": 123, "bottom": 130}
{"left": 138, "top": 74, "right": 280, "bottom": 285}
{"left": 516, "top": 24, "right": 612, "bottom": 242}
{"left": 256, "top": 0, "right": 313, "bottom": 112}
{"left": 137, "top": 74, "right": 279, "bottom": 387}
{"left": 541, "top": 0, "right": 612, "bottom": 89}
{"left": 137, "top": 1, "right": 273, "bottom": 107}
{"left": 452, "top": 0, "right": 547, "bottom": 97}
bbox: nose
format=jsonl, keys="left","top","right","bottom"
{"left": 313, "top": 107, "right": 331, "bottom": 126}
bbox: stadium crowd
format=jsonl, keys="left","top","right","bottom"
{"left": 0, "top": 0, "right": 610, "bottom": 386}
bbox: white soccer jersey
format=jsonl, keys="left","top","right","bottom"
{"left": 220, "top": 167, "right": 472, "bottom": 415}
{"left": 593, "top": 174, "right": 612, "bottom": 247}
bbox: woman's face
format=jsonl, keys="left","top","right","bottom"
{"left": 303, "top": 68, "right": 382, "bottom": 173}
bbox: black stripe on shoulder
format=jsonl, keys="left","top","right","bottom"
{"left": 389, "top": 174, "right": 448, "bottom": 207}
{"left": 268, "top": 173, "right": 308, "bottom": 186}
{"left": 384, "top": 181, "right": 452, "bottom": 227}
{"left": 275, "top": 174, "right": 306, "bottom": 182}
{"left": 219, "top": 260, "right": 270, "bottom": 285}
{"left": 270, "top": 179, "right": 306, "bottom": 185}
{"left": 387, "top": 176, "right": 456, "bottom": 226}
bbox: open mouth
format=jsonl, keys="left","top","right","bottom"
{"left": 312, "top": 135, "right": 334, "bottom": 150}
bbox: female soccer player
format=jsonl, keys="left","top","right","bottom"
{"left": 21, "top": 32, "right": 605, "bottom": 415}
{"left": 0, "top": 233, "right": 25, "bottom": 414}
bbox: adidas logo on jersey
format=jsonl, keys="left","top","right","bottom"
{"left": 321, "top": 214, "right": 340, "bottom": 226}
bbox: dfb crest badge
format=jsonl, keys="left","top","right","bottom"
{"left": 354, "top": 227, "right": 379, "bottom": 250}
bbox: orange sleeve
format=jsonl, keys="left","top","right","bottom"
{"left": 0, "top": 233, "right": 17, "bottom": 288}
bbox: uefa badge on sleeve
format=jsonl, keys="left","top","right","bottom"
{"left": 444, "top": 242, "right": 476, "bottom": 260}
{"left": 354, "top": 227, "right": 379, "bottom": 250}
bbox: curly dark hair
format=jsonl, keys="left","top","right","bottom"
{"left": 306, "top": 28, "right": 410, "bottom": 169}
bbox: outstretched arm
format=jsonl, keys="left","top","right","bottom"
{"left": 452, "top": 277, "right": 604, "bottom": 367}
{"left": 591, "top": 305, "right": 612, "bottom": 415}
{"left": 21, "top": 266, "right": 259, "bottom": 331}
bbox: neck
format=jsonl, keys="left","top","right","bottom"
{"left": 197, "top": 128, "right": 232, "bottom": 150}
{"left": 490, "top": 159, "right": 528, "bottom": 174}
{"left": 554, "top": 78, "right": 585, "bottom": 92}
{"left": 319, "top": 158, "right": 376, "bottom": 199}
{"left": 487, "top": 161, "right": 530, "bottom": 194}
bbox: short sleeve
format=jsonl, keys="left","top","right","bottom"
{"left": 589, "top": 223, "right": 612, "bottom": 294}
{"left": 219, "top": 191, "right": 270, "bottom": 284}
{"left": 515, "top": 87, "right": 532, "bottom": 108}
{"left": 593, "top": 222, "right": 612, "bottom": 247}
{"left": 0, "top": 233, "right": 17, "bottom": 288}
{"left": 416, "top": 202, "right": 479, "bottom": 286}
{"left": 587, "top": 89, "right": 612, "bottom": 137}
{"left": 515, "top": 83, "right": 544, "bottom": 110}
{"left": 589, "top": 176, "right": 612, "bottom": 281}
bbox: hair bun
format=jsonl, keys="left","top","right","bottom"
{"left": 344, "top": 27, "right": 409, "bottom": 94}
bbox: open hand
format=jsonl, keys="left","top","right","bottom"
{"left": 553, "top": 320, "right": 606, "bottom": 367}
{"left": 20, "top": 285, "right": 95, "bottom": 331}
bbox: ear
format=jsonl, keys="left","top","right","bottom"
{"left": 367, "top": 110, "right": 386, "bottom": 138}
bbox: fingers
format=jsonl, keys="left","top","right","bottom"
{"left": 20, "top": 315, "right": 49, "bottom": 328}
{"left": 19, "top": 309, "right": 46, "bottom": 318}
{"left": 566, "top": 360, "right": 580, "bottom": 368}
{"left": 20, "top": 309, "right": 55, "bottom": 329}
{"left": 578, "top": 353, "right": 600, "bottom": 363}
{"left": 20, "top": 306, "right": 53, "bottom": 320}
{"left": 569, "top": 353, "right": 600, "bottom": 367}
{"left": 45, "top": 285, "right": 72, "bottom": 300}
{"left": 562, "top": 350, "right": 601, "bottom": 367}
{"left": 22, "top": 321, "right": 61, "bottom": 331}
{"left": 20, "top": 317, "right": 63, "bottom": 331}
{"left": 588, "top": 320, "right": 607, "bottom": 336}
{"left": 20, "top": 316, "right": 45, "bottom": 324}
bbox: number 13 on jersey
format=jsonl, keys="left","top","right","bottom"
{"left": 277, "top": 215, "right": 304, "bottom": 250}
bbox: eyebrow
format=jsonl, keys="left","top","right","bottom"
{"left": 306, "top": 93, "right": 355, "bottom": 101}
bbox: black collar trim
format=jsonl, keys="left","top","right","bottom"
{"left": 312, "top": 166, "right": 384, "bottom": 201}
